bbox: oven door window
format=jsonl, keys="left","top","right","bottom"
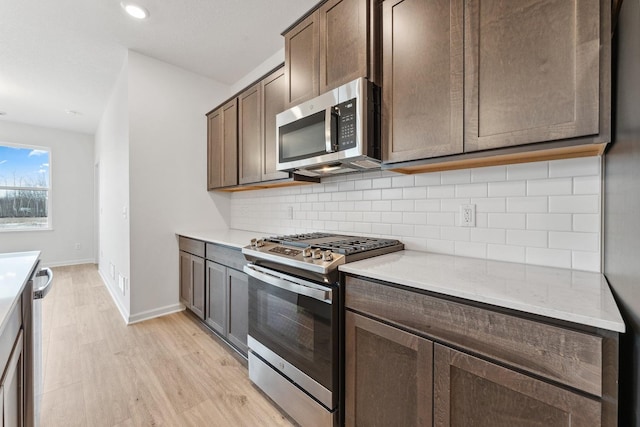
{"left": 248, "top": 275, "right": 335, "bottom": 391}
{"left": 279, "top": 110, "right": 328, "bottom": 163}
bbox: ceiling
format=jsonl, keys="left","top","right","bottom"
{"left": 0, "top": 0, "right": 317, "bottom": 134}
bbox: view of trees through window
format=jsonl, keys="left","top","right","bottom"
{"left": 0, "top": 143, "right": 51, "bottom": 230}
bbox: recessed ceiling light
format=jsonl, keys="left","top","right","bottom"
{"left": 65, "top": 109, "right": 82, "bottom": 116}
{"left": 121, "top": 2, "right": 150, "bottom": 20}
{"left": 0, "top": 112, "right": 6, "bottom": 116}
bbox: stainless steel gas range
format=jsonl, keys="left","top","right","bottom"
{"left": 242, "top": 232, "right": 403, "bottom": 427}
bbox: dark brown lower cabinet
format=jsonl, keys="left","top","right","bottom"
{"left": 433, "top": 344, "right": 601, "bottom": 427}
{"left": 179, "top": 250, "right": 205, "bottom": 321}
{"left": 345, "top": 311, "right": 432, "bottom": 427}
{"left": 2, "top": 331, "right": 24, "bottom": 427}
{"left": 204, "top": 255, "right": 249, "bottom": 356}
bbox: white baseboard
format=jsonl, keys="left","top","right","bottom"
{"left": 98, "top": 269, "right": 131, "bottom": 324}
{"left": 128, "top": 304, "right": 186, "bottom": 325}
{"left": 42, "top": 258, "right": 97, "bottom": 268}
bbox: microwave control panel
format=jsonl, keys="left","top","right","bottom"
{"left": 337, "top": 98, "right": 357, "bottom": 151}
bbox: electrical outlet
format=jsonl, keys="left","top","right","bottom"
{"left": 460, "top": 204, "right": 476, "bottom": 227}
{"left": 287, "top": 206, "right": 293, "bottom": 220}
{"left": 75, "top": 243, "right": 81, "bottom": 250}
{"left": 118, "top": 274, "right": 126, "bottom": 295}
{"left": 109, "top": 263, "right": 116, "bottom": 279}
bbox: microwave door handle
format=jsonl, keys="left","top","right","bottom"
{"left": 243, "top": 265, "right": 332, "bottom": 303}
{"left": 325, "top": 107, "right": 334, "bottom": 153}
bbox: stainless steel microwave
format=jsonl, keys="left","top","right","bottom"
{"left": 276, "top": 77, "right": 381, "bottom": 177}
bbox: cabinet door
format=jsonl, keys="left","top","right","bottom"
{"left": 318, "top": 0, "right": 368, "bottom": 93}
{"left": 433, "top": 344, "right": 601, "bottom": 427}
{"left": 205, "top": 261, "right": 227, "bottom": 336}
{"left": 207, "top": 109, "right": 222, "bottom": 190}
{"left": 239, "top": 84, "right": 262, "bottom": 184}
{"left": 2, "top": 331, "right": 24, "bottom": 427}
{"left": 227, "top": 269, "right": 249, "bottom": 356}
{"left": 261, "top": 68, "right": 289, "bottom": 181}
{"left": 222, "top": 99, "right": 238, "bottom": 187}
{"left": 191, "top": 255, "right": 206, "bottom": 320}
{"left": 179, "top": 251, "right": 192, "bottom": 307}
{"left": 464, "top": 0, "right": 600, "bottom": 151}
{"left": 345, "top": 311, "right": 433, "bottom": 427}
{"left": 284, "top": 10, "right": 320, "bottom": 107}
{"left": 382, "top": 0, "right": 463, "bottom": 163}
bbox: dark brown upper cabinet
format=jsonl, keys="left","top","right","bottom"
{"left": 464, "top": 0, "right": 603, "bottom": 152}
{"left": 382, "top": 0, "right": 464, "bottom": 163}
{"left": 207, "top": 99, "right": 238, "bottom": 189}
{"left": 261, "top": 68, "right": 289, "bottom": 181}
{"left": 239, "top": 84, "right": 262, "bottom": 185}
{"left": 382, "top": 0, "right": 611, "bottom": 172}
{"left": 284, "top": 0, "right": 377, "bottom": 108}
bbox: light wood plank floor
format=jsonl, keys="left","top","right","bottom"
{"left": 40, "top": 264, "right": 295, "bottom": 427}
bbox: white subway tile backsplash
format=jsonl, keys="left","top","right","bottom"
{"left": 427, "top": 212, "right": 456, "bottom": 226}
{"left": 415, "top": 199, "right": 441, "bottom": 212}
{"left": 455, "top": 183, "right": 488, "bottom": 198}
{"left": 572, "top": 251, "right": 600, "bottom": 272}
{"left": 230, "top": 157, "right": 602, "bottom": 272}
{"left": 506, "top": 230, "right": 547, "bottom": 248}
{"left": 549, "top": 156, "right": 600, "bottom": 178}
{"left": 549, "top": 195, "right": 599, "bottom": 213}
{"left": 428, "top": 185, "right": 455, "bottom": 198}
{"left": 487, "top": 244, "right": 526, "bottom": 263}
{"left": 415, "top": 173, "right": 441, "bottom": 186}
{"left": 471, "top": 166, "right": 506, "bottom": 183}
{"left": 527, "top": 178, "right": 572, "bottom": 196}
{"left": 382, "top": 188, "right": 404, "bottom": 200}
{"left": 403, "top": 186, "right": 427, "bottom": 199}
{"left": 403, "top": 212, "right": 427, "bottom": 225}
{"left": 488, "top": 181, "right": 526, "bottom": 197}
{"left": 472, "top": 198, "right": 506, "bottom": 213}
{"left": 471, "top": 228, "right": 506, "bottom": 244}
{"left": 507, "top": 162, "right": 548, "bottom": 180}
{"left": 372, "top": 177, "right": 392, "bottom": 189}
{"left": 573, "top": 176, "right": 601, "bottom": 195}
{"left": 573, "top": 214, "right": 600, "bottom": 233}
{"left": 507, "top": 197, "right": 548, "bottom": 213}
{"left": 549, "top": 231, "right": 599, "bottom": 251}
{"left": 393, "top": 200, "right": 415, "bottom": 212}
{"left": 441, "top": 226, "right": 470, "bottom": 241}
{"left": 354, "top": 179, "right": 372, "bottom": 190}
{"left": 526, "top": 247, "right": 572, "bottom": 269}
{"left": 392, "top": 175, "right": 415, "bottom": 187}
{"left": 527, "top": 213, "right": 572, "bottom": 231}
{"left": 455, "top": 241, "right": 487, "bottom": 258}
{"left": 488, "top": 213, "right": 526, "bottom": 229}
{"left": 441, "top": 169, "right": 471, "bottom": 184}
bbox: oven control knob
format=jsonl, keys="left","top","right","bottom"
{"left": 322, "top": 250, "right": 333, "bottom": 261}
{"left": 256, "top": 239, "right": 265, "bottom": 247}
{"left": 250, "top": 238, "right": 257, "bottom": 248}
{"left": 313, "top": 248, "right": 322, "bottom": 259}
{"left": 302, "top": 247, "right": 312, "bottom": 258}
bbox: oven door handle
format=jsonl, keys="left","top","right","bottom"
{"left": 243, "top": 264, "right": 332, "bottom": 304}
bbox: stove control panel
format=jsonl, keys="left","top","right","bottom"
{"left": 243, "top": 239, "right": 346, "bottom": 274}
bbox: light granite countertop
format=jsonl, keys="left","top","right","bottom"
{"left": 0, "top": 251, "right": 40, "bottom": 335}
{"left": 177, "top": 229, "right": 268, "bottom": 249}
{"left": 176, "top": 229, "right": 624, "bottom": 333}
{"left": 339, "top": 250, "right": 625, "bottom": 333}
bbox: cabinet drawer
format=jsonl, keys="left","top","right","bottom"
{"left": 178, "top": 237, "right": 205, "bottom": 258}
{"left": 345, "top": 276, "right": 603, "bottom": 396}
{"left": 206, "top": 244, "right": 246, "bottom": 271}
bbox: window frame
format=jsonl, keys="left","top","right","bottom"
{"left": 0, "top": 142, "right": 53, "bottom": 232}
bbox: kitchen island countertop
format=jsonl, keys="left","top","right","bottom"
{"left": 0, "top": 251, "right": 40, "bottom": 335}
{"left": 340, "top": 250, "right": 625, "bottom": 333}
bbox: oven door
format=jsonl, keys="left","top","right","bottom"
{"left": 244, "top": 263, "right": 338, "bottom": 409}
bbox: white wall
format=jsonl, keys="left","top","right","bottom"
{"left": 127, "top": 51, "right": 231, "bottom": 322}
{"left": 0, "top": 121, "right": 94, "bottom": 266}
{"left": 231, "top": 157, "right": 603, "bottom": 272}
{"left": 94, "top": 58, "right": 131, "bottom": 317}
{"left": 229, "top": 48, "right": 285, "bottom": 95}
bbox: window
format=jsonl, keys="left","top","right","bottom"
{"left": 0, "top": 143, "right": 51, "bottom": 230}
